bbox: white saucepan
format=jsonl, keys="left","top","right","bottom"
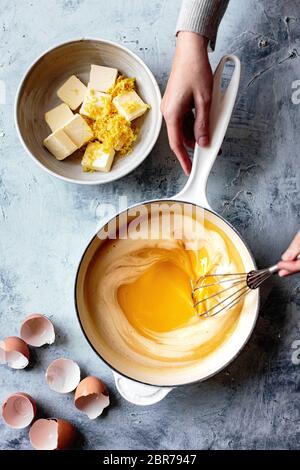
{"left": 75, "top": 55, "right": 260, "bottom": 405}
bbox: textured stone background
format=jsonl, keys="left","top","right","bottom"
{"left": 0, "top": 0, "right": 299, "bottom": 450}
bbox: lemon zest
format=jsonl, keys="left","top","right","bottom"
{"left": 80, "top": 74, "right": 146, "bottom": 159}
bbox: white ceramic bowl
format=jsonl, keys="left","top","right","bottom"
{"left": 15, "top": 39, "right": 162, "bottom": 185}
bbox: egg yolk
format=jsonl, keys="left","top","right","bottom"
{"left": 118, "top": 259, "right": 196, "bottom": 333}
{"left": 117, "top": 219, "right": 245, "bottom": 335}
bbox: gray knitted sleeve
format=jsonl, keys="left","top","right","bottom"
{"left": 176, "top": 0, "right": 230, "bottom": 50}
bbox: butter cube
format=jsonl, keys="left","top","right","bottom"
{"left": 57, "top": 75, "right": 87, "bottom": 110}
{"left": 63, "top": 114, "right": 94, "bottom": 148}
{"left": 80, "top": 86, "right": 111, "bottom": 119}
{"left": 43, "top": 129, "right": 77, "bottom": 160}
{"left": 113, "top": 90, "right": 148, "bottom": 121}
{"left": 45, "top": 103, "right": 74, "bottom": 132}
{"left": 82, "top": 141, "right": 115, "bottom": 172}
{"left": 89, "top": 65, "right": 118, "bottom": 92}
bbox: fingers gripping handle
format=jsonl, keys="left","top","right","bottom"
{"left": 271, "top": 252, "right": 300, "bottom": 274}
{"left": 176, "top": 55, "right": 241, "bottom": 208}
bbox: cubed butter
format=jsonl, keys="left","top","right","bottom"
{"left": 63, "top": 114, "right": 94, "bottom": 148}
{"left": 89, "top": 65, "right": 118, "bottom": 92}
{"left": 45, "top": 103, "right": 74, "bottom": 132}
{"left": 43, "top": 128, "right": 77, "bottom": 160}
{"left": 57, "top": 75, "right": 87, "bottom": 110}
{"left": 112, "top": 90, "right": 148, "bottom": 121}
{"left": 82, "top": 141, "right": 115, "bottom": 172}
{"left": 80, "top": 86, "right": 111, "bottom": 119}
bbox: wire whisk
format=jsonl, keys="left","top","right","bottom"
{"left": 192, "top": 254, "right": 300, "bottom": 317}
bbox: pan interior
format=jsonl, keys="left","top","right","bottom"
{"left": 76, "top": 201, "right": 259, "bottom": 386}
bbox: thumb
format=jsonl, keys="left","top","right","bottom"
{"left": 194, "top": 95, "right": 211, "bottom": 147}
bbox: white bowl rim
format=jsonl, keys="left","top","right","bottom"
{"left": 14, "top": 37, "right": 163, "bottom": 185}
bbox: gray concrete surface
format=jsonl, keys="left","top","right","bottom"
{"left": 0, "top": 0, "right": 299, "bottom": 450}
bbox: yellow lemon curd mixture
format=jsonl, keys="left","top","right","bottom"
{"left": 84, "top": 214, "right": 245, "bottom": 368}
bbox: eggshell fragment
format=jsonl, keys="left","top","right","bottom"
{"left": 0, "top": 337, "right": 30, "bottom": 369}
{"left": 20, "top": 314, "right": 55, "bottom": 347}
{"left": 29, "top": 418, "right": 76, "bottom": 450}
{"left": 2, "top": 392, "right": 36, "bottom": 429}
{"left": 74, "top": 376, "right": 110, "bottom": 419}
{"left": 46, "top": 358, "right": 80, "bottom": 393}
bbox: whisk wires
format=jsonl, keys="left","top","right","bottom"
{"left": 192, "top": 260, "right": 284, "bottom": 317}
{"left": 192, "top": 272, "right": 249, "bottom": 317}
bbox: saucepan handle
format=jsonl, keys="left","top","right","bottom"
{"left": 113, "top": 372, "right": 173, "bottom": 406}
{"left": 175, "top": 54, "right": 241, "bottom": 209}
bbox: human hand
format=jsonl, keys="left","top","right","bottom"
{"left": 277, "top": 230, "right": 300, "bottom": 276}
{"left": 161, "top": 31, "right": 213, "bottom": 175}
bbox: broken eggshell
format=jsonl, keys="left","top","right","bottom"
{"left": 75, "top": 376, "right": 110, "bottom": 419}
{"left": 29, "top": 418, "right": 76, "bottom": 450}
{"left": 2, "top": 392, "right": 36, "bottom": 429}
{"left": 20, "top": 314, "right": 55, "bottom": 347}
{"left": 46, "top": 358, "right": 80, "bottom": 393}
{"left": 0, "top": 336, "right": 30, "bottom": 369}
